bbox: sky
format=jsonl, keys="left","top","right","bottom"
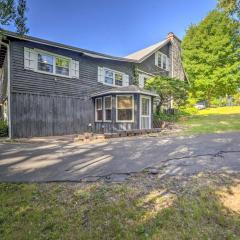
{"left": 6, "top": 0, "right": 217, "bottom": 56}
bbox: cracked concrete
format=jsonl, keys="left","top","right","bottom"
{"left": 0, "top": 132, "right": 240, "bottom": 182}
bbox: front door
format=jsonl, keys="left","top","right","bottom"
{"left": 140, "top": 96, "right": 151, "bottom": 129}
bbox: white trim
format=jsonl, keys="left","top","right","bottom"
{"left": 95, "top": 97, "right": 103, "bottom": 122}
{"left": 116, "top": 94, "right": 134, "bottom": 123}
{"left": 103, "top": 96, "right": 112, "bottom": 122}
{"left": 140, "top": 95, "right": 152, "bottom": 129}
{"left": 7, "top": 42, "right": 11, "bottom": 138}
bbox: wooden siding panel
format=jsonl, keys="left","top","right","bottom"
{"left": 11, "top": 92, "right": 94, "bottom": 137}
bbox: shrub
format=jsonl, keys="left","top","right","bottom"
{"left": 179, "top": 107, "right": 199, "bottom": 116}
{"left": 154, "top": 112, "right": 179, "bottom": 122}
{"left": 0, "top": 120, "right": 8, "bottom": 137}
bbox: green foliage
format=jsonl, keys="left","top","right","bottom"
{"left": 218, "top": 0, "right": 240, "bottom": 18}
{"left": 0, "top": 0, "right": 28, "bottom": 34}
{"left": 233, "top": 92, "right": 240, "bottom": 105}
{"left": 145, "top": 75, "right": 189, "bottom": 113}
{"left": 154, "top": 112, "right": 179, "bottom": 122}
{"left": 180, "top": 107, "right": 199, "bottom": 115}
{"left": 182, "top": 10, "right": 240, "bottom": 105}
{"left": 0, "top": 119, "right": 8, "bottom": 137}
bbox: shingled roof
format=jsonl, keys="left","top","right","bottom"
{"left": 124, "top": 38, "right": 170, "bottom": 62}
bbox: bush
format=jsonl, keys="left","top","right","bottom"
{"left": 179, "top": 107, "right": 199, "bottom": 115}
{"left": 154, "top": 112, "right": 179, "bottom": 122}
{"left": 0, "top": 120, "right": 8, "bottom": 137}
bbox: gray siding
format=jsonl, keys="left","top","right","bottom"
{"left": 137, "top": 44, "right": 170, "bottom": 76}
{"left": 11, "top": 92, "right": 94, "bottom": 138}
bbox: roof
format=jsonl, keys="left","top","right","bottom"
{"left": 124, "top": 39, "right": 170, "bottom": 62}
{"left": 1, "top": 30, "right": 137, "bottom": 62}
{"left": 91, "top": 85, "right": 158, "bottom": 97}
{"left": 1, "top": 30, "right": 173, "bottom": 63}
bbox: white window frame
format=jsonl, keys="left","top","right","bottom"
{"left": 35, "top": 49, "right": 72, "bottom": 78}
{"left": 156, "top": 52, "right": 169, "bottom": 71}
{"left": 103, "top": 68, "right": 124, "bottom": 87}
{"left": 116, "top": 95, "right": 134, "bottom": 123}
{"left": 95, "top": 97, "right": 103, "bottom": 122}
{"left": 103, "top": 96, "right": 112, "bottom": 122}
{"left": 140, "top": 95, "right": 152, "bottom": 129}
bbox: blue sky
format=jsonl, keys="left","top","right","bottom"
{"left": 6, "top": 0, "right": 217, "bottom": 56}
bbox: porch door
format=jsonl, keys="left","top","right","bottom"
{"left": 140, "top": 96, "right": 151, "bottom": 129}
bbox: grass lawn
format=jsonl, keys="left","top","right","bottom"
{"left": 1, "top": 173, "right": 240, "bottom": 239}
{"left": 180, "top": 106, "right": 240, "bottom": 135}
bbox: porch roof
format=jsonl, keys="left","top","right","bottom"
{"left": 91, "top": 85, "right": 158, "bottom": 98}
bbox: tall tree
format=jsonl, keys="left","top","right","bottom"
{"left": 145, "top": 76, "right": 188, "bottom": 113}
{"left": 0, "top": 0, "right": 28, "bottom": 35}
{"left": 218, "top": 0, "right": 240, "bottom": 18}
{"left": 182, "top": 10, "right": 240, "bottom": 105}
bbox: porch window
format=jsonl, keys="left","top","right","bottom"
{"left": 95, "top": 98, "right": 103, "bottom": 121}
{"left": 104, "top": 96, "right": 112, "bottom": 121}
{"left": 116, "top": 95, "right": 134, "bottom": 122}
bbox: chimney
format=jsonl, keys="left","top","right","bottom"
{"left": 167, "top": 32, "right": 175, "bottom": 41}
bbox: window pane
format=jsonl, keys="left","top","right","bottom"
{"left": 97, "top": 110, "right": 103, "bottom": 121}
{"left": 117, "top": 96, "right": 132, "bottom": 109}
{"left": 162, "top": 55, "right": 167, "bottom": 69}
{"left": 118, "top": 109, "right": 132, "bottom": 121}
{"left": 142, "top": 98, "right": 149, "bottom": 115}
{"left": 96, "top": 98, "right": 102, "bottom": 110}
{"left": 104, "top": 70, "right": 114, "bottom": 85}
{"left": 104, "top": 96, "right": 112, "bottom": 109}
{"left": 56, "top": 57, "right": 70, "bottom": 76}
{"left": 115, "top": 73, "right": 123, "bottom": 86}
{"left": 158, "top": 52, "right": 162, "bottom": 67}
{"left": 105, "top": 109, "right": 112, "bottom": 121}
{"left": 38, "top": 53, "right": 53, "bottom": 73}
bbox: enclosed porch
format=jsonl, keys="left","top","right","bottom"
{"left": 92, "top": 85, "right": 158, "bottom": 133}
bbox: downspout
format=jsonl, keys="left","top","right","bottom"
{"left": 0, "top": 40, "right": 11, "bottom": 138}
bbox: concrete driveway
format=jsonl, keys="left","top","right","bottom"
{"left": 0, "top": 132, "right": 240, "bottom": 182}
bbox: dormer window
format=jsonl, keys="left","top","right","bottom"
{"left": 155, "top": 52, "right": 169, "bottom": 71}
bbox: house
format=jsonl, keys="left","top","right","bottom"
{"left": 0, "top": 31, "right": 186, "bottom": 138}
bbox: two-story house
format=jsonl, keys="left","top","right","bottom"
{"left": 0, "top": 31, "right": 186, "bottom": 138}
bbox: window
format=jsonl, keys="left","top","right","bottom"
{"left": 104, "top": 96, "right": 112, "bottom": 121}
{"left": 156, "top": 52, "right": 169, "bottom": 71}
{"left": 56, "top": 57, "right": 70, "bottom": 76}
{"left": 24, "top": 48, "right": 79, "bottom": 78}
{"left": 95, "top": 98, "right": 103, "bottom": 121}
{"left": 104, "top": 70, "right": 114, "bottom": 85}
{"left": 116, "top": 95, "right": 134, "bottom": 122}
{"left": 38, "top": 53, "right": 54, "bottom": 73}
{"left": 115, "top": 73, "right": 123, "bottom": 86}
{"left": 102, "top": 68, "right": 124, "bottom": 87}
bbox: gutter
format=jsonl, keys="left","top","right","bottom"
{"left": 0, "top": 40, "right": 11, "bottom": 138}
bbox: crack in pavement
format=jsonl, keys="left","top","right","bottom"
{"left": 78, "top": 150, "right": 240, "bottom": 182}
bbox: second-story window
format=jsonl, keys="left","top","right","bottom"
{"left": 24, "top": 47, "right": 79, "bottom": 78}
{"left": 155, "top": 52, "right": 169, "bottom": 71}
{"left": 56, "top": 57, "right": 70, "bottom": 76}
{"left": 98, "top": 67, "right": 129, "bottom": 87}
{"left": 104, "top": 70, "right": 114, "bottom": 85}
{"left": 115, "top": 73, "right": 123, "bottom": 86}
{"left": 38, "top": 53, "right": 54, "bottom": 73}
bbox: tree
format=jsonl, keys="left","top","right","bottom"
{"left": 145, "top": 76, "right": 188, "bottom": 114}
{"left": 182, "top": 10, "right": 240, "bottom": 106}
{"left": 218, "top": 0, "right": 240, "bottom": 18}
{"left": 0, "top": 0, "right": 28, "bottom": 35}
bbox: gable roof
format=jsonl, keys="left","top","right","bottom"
{"left": 124, "top": 38, "right": 170, "bottom": 62}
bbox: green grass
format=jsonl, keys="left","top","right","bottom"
{"left": 180, "top": 106, "right": 240, "bottom": 135}
{"left": 1, "top": 174, "right": 240, "bottom": 239}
